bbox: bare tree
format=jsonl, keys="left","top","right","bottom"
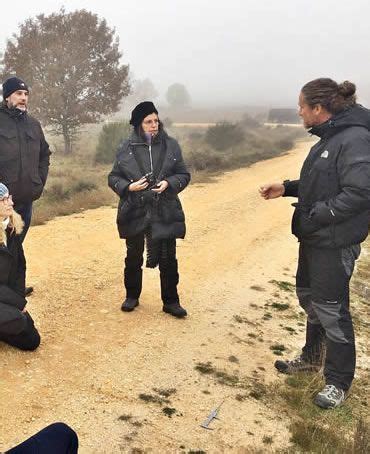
{"left": 1, "top": 8, "right": 130, "bottom": 153}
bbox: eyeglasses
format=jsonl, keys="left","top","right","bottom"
{"left": 143, "top": 119, "right": 159, "bottom": 125}
{"left": 0, "top": 194, "right": 12, "bottom": 203}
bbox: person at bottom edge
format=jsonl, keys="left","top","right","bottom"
{"left": 108, "top": 101, "right": 191, "bottom": 318}
{"left": 0, "top": 183, "right": 40, "bottom": 351}
{"left": 5, "top": 422, "right": 78, "bottom": 454}
{"left": 260, "top": 78, "right": 370, "bottom": 410}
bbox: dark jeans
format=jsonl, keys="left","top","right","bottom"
{"left": 6, "top": 423, "right": 78, "bottom": 454}
{"left": 124, "top": 233, "right": 179, "bottom": 304}
{"left": 0, "top": 312, "right": 40, "bottom": 351}
{"left": 14, "top": 202, "right": 33, "bottom": 244}
{"left": 296, "top": 242, "right": 360, "bottom": 391}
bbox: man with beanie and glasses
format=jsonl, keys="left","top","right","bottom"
{"left": 109, "top": 101, "right": 190, "bottom": 317}
{"left": 0, "top": 77, "right": 51, "bottom": 296}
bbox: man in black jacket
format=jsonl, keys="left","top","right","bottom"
{"left": 260, "top": 78, "right": 370, "bottom": 409}
{"left": 0, "top": 77, "right": 51, "bottom": 294}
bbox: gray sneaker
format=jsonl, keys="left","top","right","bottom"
{"left": 314, "top": 384, "right": 345, "bottom": 409}
{"left": 274, "top": 355, "right": 321, "bottom": 374}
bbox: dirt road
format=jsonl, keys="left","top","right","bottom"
{"left": 1, "top": 141, "right": 316, "bottom": 452}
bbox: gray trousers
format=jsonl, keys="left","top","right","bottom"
{"left": 296, "top": 242, "right": 360, "bottom": 391}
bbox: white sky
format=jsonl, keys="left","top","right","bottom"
{"left": 1, "top": 0, "right": 369, "bottom": 107}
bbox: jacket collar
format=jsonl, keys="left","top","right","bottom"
{"left": 309, "top": 104, "right": 370, "bottom": 138}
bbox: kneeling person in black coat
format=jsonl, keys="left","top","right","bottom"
{"left": 0, "top": 183, "right": 40, "bottom": 351}
{"left": 108, "top": 102, "right": 191, "bottom": 317}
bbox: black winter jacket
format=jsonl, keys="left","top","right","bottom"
{"left": 108, "top": 130, "right": 190, "bottom": 240}
{"left": 284, "top": 105, "right": 370, "bottom": 248}
{"left": 0, "top": 227, "right": 27, "bottom": 335}
{"left": 0, "top": 104, "right": 51, "bottom": 205}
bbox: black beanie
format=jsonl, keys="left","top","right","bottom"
{"left": 2, "top": 77, "right": 29, "bottom": 99}
{"left": 130, "top": 101, "right": 158, "bottom": 127}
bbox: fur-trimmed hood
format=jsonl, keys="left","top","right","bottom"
{"left": 0, "top": 211, "right": 24, "bottom": 245}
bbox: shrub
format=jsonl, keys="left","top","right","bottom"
{"left": 205, "top": 121, "right": 244, "bottom": 151}
{"left": 95, "top": 121, "right": 131, "bottom": 164}
{"left": 186, "top": 149, "right": 224, "bottom": 171}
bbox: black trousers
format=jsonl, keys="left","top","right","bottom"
{"left": 0, "top": 312, "right": 40, "bottom": 351}
{"left": 296, "top": 242, "right": 360, "bottom": 391}
{"left": 124, "top": 233, "right": 179, "bottom": 304}
{"left": 6, "top": 423, "right": 78, "bottom": 454}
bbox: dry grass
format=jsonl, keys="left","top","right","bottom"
{"left": 271, "top": 239, "right": 370, "bottom": 453}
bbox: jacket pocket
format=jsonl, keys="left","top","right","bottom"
{"left": 117, "top": 194, "right": 146, "bottom": 223}
{"left": 160, "top": 196, "right": 185, "bottom": 223}
{"left": 0, "top": 129, "right": 17, "bottom": 162}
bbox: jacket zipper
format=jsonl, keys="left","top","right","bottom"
{"left": 131, "top": 141, "right": 154, "bottom": 173}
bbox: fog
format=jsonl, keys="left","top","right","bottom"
{"left": 0, "top": 0, "right": 369, "bottom": 107}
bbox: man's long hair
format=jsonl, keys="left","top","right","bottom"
{"left": 302, "top": 78, "right": 357, "bottom": 114}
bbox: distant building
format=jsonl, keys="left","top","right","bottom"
{"left": 268, "top": 108, "right": 300, "bottom": 124}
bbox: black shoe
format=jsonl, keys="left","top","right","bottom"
{"left": 121, "top": 298, "right": 139, "bottom": 312}
{"left": 274, "top": 355, "right": 321, "bottom": 374}
{"left": 163, "top": 302, "right": 187, "bottom": 318}
{"left": 25, "top": 286, "right": 34, "bottom": 297}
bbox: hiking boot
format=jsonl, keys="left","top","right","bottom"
{"left": 163, "top": 302, "right": 187, "bottom": 318}
{"left": 274, "top": 355, "right": 321, "bottom": 374}
{"left": 314, "top": 384, "right": 345, "bottom": 409}
{"left": 121, "top": 298, "right": 139, "bottom": 312}
{"left": 25, "top": 286, "right": 34, "bottom": 297}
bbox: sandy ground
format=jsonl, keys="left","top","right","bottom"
{"left": 0, "top": 140, "right": 328, "bottom": 453}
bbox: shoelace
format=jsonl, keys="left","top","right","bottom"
{"left": 289, "top": 356, "right": 304, "bottom": 366}
{"left": 322, "top": 385, "right": 343, "bottom": 400}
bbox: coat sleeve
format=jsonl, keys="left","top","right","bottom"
{"left": 38, "top": 123, "right": 51, "bottom": 186}
{"left": 311, "top": 135, "right": 370, "bottom": 225}
{"left": 282, "top": 179, "right": 299, "bottom": 197}
{"left": 108, "top": 142, "right": 132, "bottom": 197}
{"left": 164, "top": 139, "right": 191, "bottom": 194}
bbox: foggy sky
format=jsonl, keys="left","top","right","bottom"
{"left": 1, "top": 0, "right": 369, "bottom": 107}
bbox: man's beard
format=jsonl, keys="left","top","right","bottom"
{"left": 8, "top": 101, "right": 27, "bottom": 111}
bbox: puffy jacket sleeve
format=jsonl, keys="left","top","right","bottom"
{"left": 108, "top": 141, "right": 131, "bottom": 197}
{"left": 283, "top": 179, "right": 299, "bottom": 197}
{"left": 164, "top": 139, "right": 191, "bottom": 194}
{"left": 311, "top": 135, "right": 370, "bottom": 225}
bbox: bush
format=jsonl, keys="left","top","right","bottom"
{"left": 205, "top": 121, "right": 244, "bottom": 151}
{"left": 95, "top": 121, "right": 131, "bottom": 164}
{"left": 187, "top": 149, "right": 224, "bottom": 171}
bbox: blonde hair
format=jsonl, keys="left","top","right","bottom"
{"left": 0, "top": 211, "right": 24, "bottom": 245}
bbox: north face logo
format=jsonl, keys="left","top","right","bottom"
{"left": 20, "top": 83, "right": 25, "bottom": 87}
{"left": 321, "top": 150, "right": 329, "bottom": 158}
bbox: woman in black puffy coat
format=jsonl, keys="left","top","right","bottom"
{"left": 108, "top": 102, "right": 190, "bottom": 317}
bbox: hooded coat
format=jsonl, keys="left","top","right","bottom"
{"left": 284, "top": 104, "right": 370, "bottom": 248}
{"left": 0, "top": 212, "right": 28, "bottom": 334}
{"left": 108, "top": 130, "right": 190, "bottom": 240}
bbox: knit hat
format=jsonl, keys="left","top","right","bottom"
{"left": 2, "top": 77, "right": 29, "bottom": 99}
{"left": 130, "top": 101, "right": 158, "bottom": 127}
{"left": 0, "top": 183, "right": 9, "bottom": 199}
